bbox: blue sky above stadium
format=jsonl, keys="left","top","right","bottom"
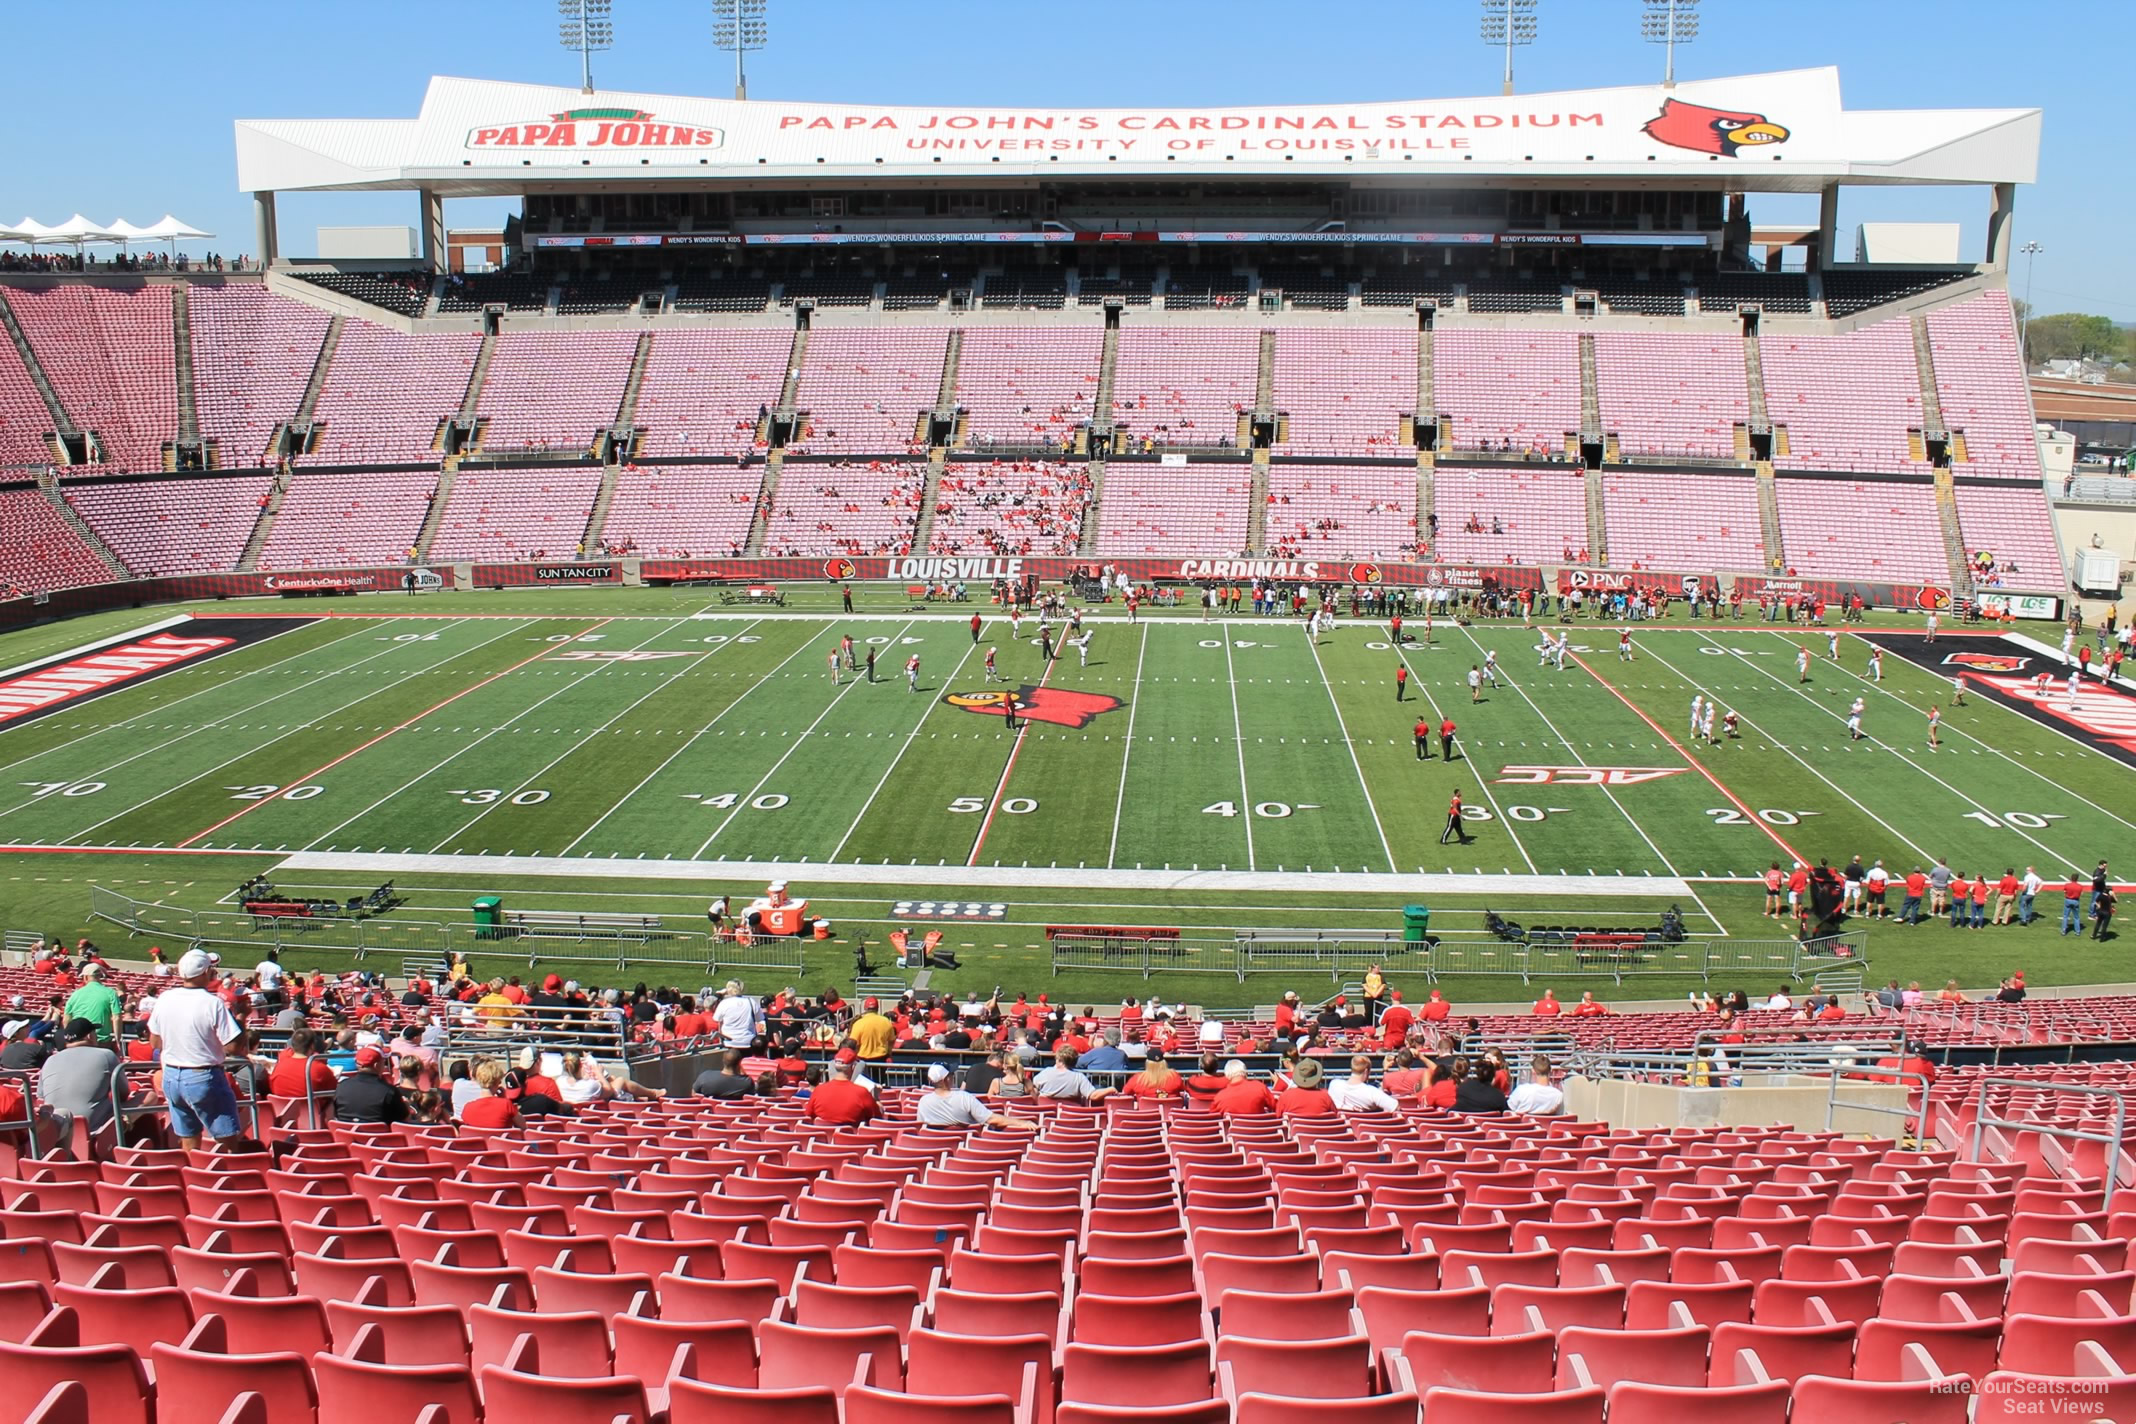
{"left": 10, "top": 0, "right": 2125, "bottom": 318}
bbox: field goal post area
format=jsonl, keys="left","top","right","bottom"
{"left": 1049, "top": 925, "right": 1864, "bottom": 986}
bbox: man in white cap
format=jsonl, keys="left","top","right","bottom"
{"left": 0, "top": 1018, "right": 42, "bottom": 1072}
{"left": 913, "top": 1063, "right": 1037, "bottom": 1131}
{"left": 147, "top": 948, "right": 248, "bottom": 1151}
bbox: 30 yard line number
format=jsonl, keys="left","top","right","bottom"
{"left": 450, "top": 788, "right": 550, "bottom": 806}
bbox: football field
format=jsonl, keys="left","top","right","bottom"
{"left": 0, "top": 591, "right": 2130, "bottom": 999}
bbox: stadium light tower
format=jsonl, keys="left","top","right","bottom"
{"left": 1480, "top": 0, "right": 1538, "bottom": 96}
{"left": 713, "top": 0, "right": 768, "bottom": 101}
{"left": 1641, "top": 0, "right": 1699, "bottom": 89}
{"left": 2019, "top": 240, "right": 2043, "bottom": 368}
{"left": 559, "top": 0, "right": 613, "bottom": 95}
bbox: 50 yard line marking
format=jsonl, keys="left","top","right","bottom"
{"left": 1105, "top": 621, "right": 1152, "bottom": 870}
{"left": 1306, "top": 632, "right": 1395, "bottom": 874}
{"left": 176, "top": 618, "right": 613, "bottom": 849}
{"left": 964, "top": 636, "right": 1063, "bottom": 870}
{"left": 828, "top": 635, "right": 980, "bottom": 864}
{"left": 694, "top": 620, "right": 919, "bottom": 860}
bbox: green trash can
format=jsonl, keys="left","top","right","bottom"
{"left": 1402, "top": 904, "right": 1431, "bottom": 943}
{"left": 472, "top": 895, "right": 504, "bottom": 941}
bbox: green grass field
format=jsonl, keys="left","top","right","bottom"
{"left": 1, "top": 585, "right": 2128, "bottom": 1006}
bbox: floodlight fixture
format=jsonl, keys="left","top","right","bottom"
{"left": 559, "top": 0, "right": 614, "bottom": 95}
{"left": 713, "top": 0, "right": 769, "bottom": 101}
{"left": 1481, "top": 0, "right": 1538, "bottom": 96}
{"left": 1641, "top": 0, "right": 1700, "bottom": 88}
{"left": 2018, "top": 240, "right": 2043, "bottom": 367}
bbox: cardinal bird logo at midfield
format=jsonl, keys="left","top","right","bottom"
{"left": 945, "top": 687, "right": 1124, "bottom": 729}
{"left": 1643, "top": 98, "right": 1791, "bottom": 156}
{"left": 1945, "top": 652, "right": 2029, "bottom": 674}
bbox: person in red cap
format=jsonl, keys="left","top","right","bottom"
{"left": 332, "top": 1044, "right": 409, "bottom": 1125}
{"left": 849, "top": 998, "right": 895, "bottom": 1060}
{"left": 1380, "top": 991, "right": 1413, "bottom": 1048}
{"left": 1419, "top": 989, "right": 1452, "bottom": 1023}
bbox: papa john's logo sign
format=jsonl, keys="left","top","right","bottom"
{"left": 945, "top": 687, "right": 1123, "bottom": 729}
{"left": 467, "top": 108, "right": 724, "bottom": 151}
{"left": 1642, "top": 98, "right": 1790, "bottom": 157}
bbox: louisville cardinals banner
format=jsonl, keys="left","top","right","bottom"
{"left": 1729, "top": 575, "right": 1951, "bottom": 613}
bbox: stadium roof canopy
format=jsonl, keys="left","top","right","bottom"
{"left": 234, "top": 68, "right": 2039, "bottom": 197}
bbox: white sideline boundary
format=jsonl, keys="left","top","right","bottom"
{"left": 273, "top": 850, "right": 1691, "bottom": 898}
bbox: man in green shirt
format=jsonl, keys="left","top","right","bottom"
{"left": 63, "top": 964, "right": 121, "bottom": 1045}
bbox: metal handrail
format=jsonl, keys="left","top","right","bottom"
{"left": 1969, "top": 1077, "right": 2130, "bottom": 1213}
{"left": 1823, "top": 1065, "right": 1934, "bottom": 1135}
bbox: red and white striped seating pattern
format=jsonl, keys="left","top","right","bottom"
{"left": 475, "top": 331, "right": 636, "bottom": 453}
{"left": 1776, "top": 479, "right": 1948, "bottom": 584}
{"left": 7, "top": 285, "right": 176, "bottom": 473}
{"left": 66, "top": 475, "right": 270, "bottom": 576}
{"left": 257, "top": 471, "right": 439, "bottom": 571}
{"left": 599, "top": 464, "right": 767, "bottom": 560}
{"left": 1092, "top": 463, "right": 1253, "bottom": 556}
{"left": 1593, "top": 332, "right": 1748, "bottom": 461}
{"left": 763, "top": 460, "right": 926, "bottom": 557}
{"left": 1602, "top": 472, "right": 1766, "bottom": 572}
{"left": 953, "top": 328, "right": 1101, "bottom": 447}
{"left": 426, "top": 467, "right": 603, "bottom": 564}
{"left": 928, "top": 460, "right": 1091, "bottom": 557}
{"left": 1435, "top": 330, "right": 1580, "bottom": 457}
{"left": 1432, "top": 466, "right": 1589, "bottom": 566}
{"left": 1265, "top": 464, "right": 1418, "bottom": 560}
{"left": 305, "top": 322, "right": 479, "bottom": 466}
{"left": 1763, "top": 319, "right": 1929, "bottom": 474}
{"left": 186, "top": 287, "right": 331, "bottom": 468}
{"left": 633, "top": 329, "right": 791, "bottom": 460}
{"left": 791, "top": 329, "right": 947, "bottom": 456}
{"left": 0, "top": 489, "right": 112, "bottom": 593}
{"left": 1111, "top": 328, "right": 1259, "bottom": 448}
{"left": 1928, "top": 292, "right": 2043, "bottom": 481}
{"left": 1273, "top": 330, "right": 1417, "bottom": 456}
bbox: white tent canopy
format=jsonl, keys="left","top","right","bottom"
{"left": 47, "top": 214, "right": 124, "bottom": 244}
{"left": 139, "top": 215, "right": 212, "bottom": 241}
{"left": 3, "top": 213, "right": 215, "bottom": 258}
{"left": 102, "top": 218, "right": 159, "bottom": 243}
{"left": 8, "top": 217, "right": 68, "bottom": 242}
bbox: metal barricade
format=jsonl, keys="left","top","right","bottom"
{"left": 1970, "top": 1078, "right": 2131, "bottom": 1213}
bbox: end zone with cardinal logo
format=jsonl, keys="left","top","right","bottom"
{"left": 945, "top": 686, "right": 1125, "bottom": 729}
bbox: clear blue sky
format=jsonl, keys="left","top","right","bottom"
{"left": 8, "top": 0, "right": 2125, "bottom": 318}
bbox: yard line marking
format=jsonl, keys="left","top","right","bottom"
{"left": 695, "top": 621, "right": 918, "bottom": 860}
{"left": 7, "top": 619, "right": 496, "bottom": 835}
{"left": 424, "top": 621, "right": 723, "bottom": 853}
{"left": 1644, "top": 635, "right": 1933, "bottom": 859}
{"left": 0, "top": 616, "right": 397, "bottom": 782}
{"left": 1825, "top": 635, "right": 2136, "bottom": 836}
{"left": 828, "top": 636, "right": 979, "bottom": 864}
{"left": 1222, "top": 634, "right": 1257, "bottom": 873}
{"left": 1306, "top": 633, "right": 1395, "bottom": 874}
{"left": 965, "top": 633, "right": 1065, "bottom": 870}
{"left": 1710, "top": 632, "right": 2084, "bottom": 866}
{"left": 1562, "top": 648, "right": 1804, "bottom": 864}
{"left": 1450, "top": 624, "right": 1677, "bottom": 878}
{"left": 557, "top": 624, "right": 820, "bottom": 856}
{"left": 1390, "top": 641, "right": 1537, "bottom": 874}
{"left": 1105, "top": 622, "right": 1152, "bottom": 871}
{"left": 176, "top": 619, "right": 613, "bottom": 848}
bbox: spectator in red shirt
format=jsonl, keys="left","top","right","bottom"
{"left": 1424, "top": 1058, "right": 1461, "bottom": 1109}
{"left": 1419, "top": 990, "right": 1452, "bottom": 1023}
{"left": 1276, "top": 1057, "right": 1336, "bottom": 1116}
{"left": 1124, "top": 1050, "right": 1183, "bottom": 1100}
{"left": 1379, "top": 992, "right": 1413, "bottom": 1048}
{"left": 1273, "top": 991, "right": 1302, "bottom": 1038}
{"left": 1532, "top": 990, "right": 1563, "bottom": 1017}
{"left": 804, "top": 1057, "right": 881, "bottom": 1125}
{"left": 268, "top": 1028, "right": 336, "bottom": 1098}
{"left": 671, "top": 995, "right": 713, "bottom": 1040}
{"left": 1381, "top": 1050, "right": 1427, "bottom": 1097}
{"left": 1571, "top": 992, "right": 1610, "bottom": 1017}
{"left": 1210, "top": 1061, "right": 1276, "bottom": 1115}
{"left": 460, "top": 1059, "right": 518, "bottom": 1129}
{"left": 1183, "top": 1054, "right": 1230, "bottom": 1107}
{"left": 1816, "top": 998, "right": 1847, "bottom": 1022}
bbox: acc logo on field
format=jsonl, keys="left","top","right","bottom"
{"left": 944, "top": 686, "right": 1124, "bottom": 729}
{"left": 1348, "top": 562, "right": 1384, "bottom": 585}
{"left": 549, "top": 650, "right": 698, "bottom": 663}
{"left": 1495, "top": 765, "right": 1688, "bottom": 786}
{"left": 823, "top": 558, "right": 859, "bottom": 581}
{"left": 1944, "top": 652, "right": 2028, "bottom": 673}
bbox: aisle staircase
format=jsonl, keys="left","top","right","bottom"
{"left": 1755, "top": 461, "right": 1785, "bottom": 573}
{"left": 40, "top": 483, "right": 127, "bottom": 579}
{"left": 1933, "top": 469, "right": 1972, "bottom": 595}
{"left": 0, "top": 291, "right": 74, "bottom": 442}
{"left": 1078, "top": 460, "right": 1107, "bottom": 556}
{"left": 1583, "top": 466, "right": 1608, "bottom": 569}
{"left": 579, "top": 464, "right": 622, "bottom": 558}
{"left": 745, "top": 456, "right": 783, "bottom": 556}
{"left": 1578, "top": 332, "right": 1602, "bottom": 447}
{"left": 237, "top": 466, "right": 289, "bottom": 571}
{"left": 411, "top": 468, "right": 456, "bottom": 563}
{"left": 1247, "top": 451, "right": 1270, "bottom": 555}
{"left": 171, "top": 286, "right": 199, "bottom": 445}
